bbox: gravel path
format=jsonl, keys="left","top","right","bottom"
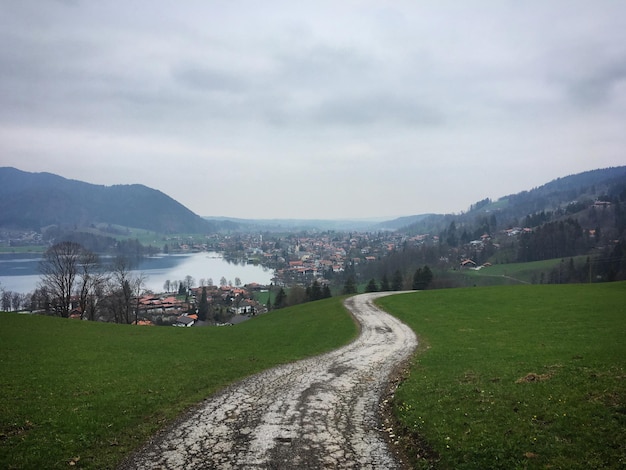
{"left": 119, "top": 292, "right": 418, "bottom": 469}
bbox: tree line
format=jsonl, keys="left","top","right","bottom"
{"left": 30, "top": 241, "right": 148, "bottom": 323}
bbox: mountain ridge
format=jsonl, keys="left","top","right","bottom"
{"left": 0, "top": 167, "right": 216, "bottom": 234}
{"left": 2, "top": 165, "right": 625, "bottom": 235}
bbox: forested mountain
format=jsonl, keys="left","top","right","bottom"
{"left": 388, "top": 166, "right": 626, "bottom": 282}
{"left": 399, "top": 166, "right": 626, "bottom": 236}
{"left": 0, "top": 167, "right": 216, "bottom": 234}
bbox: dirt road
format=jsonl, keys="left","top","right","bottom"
{"left": 120, "top": 292, "right": 417, "bottom": 469}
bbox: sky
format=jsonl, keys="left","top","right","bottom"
{"left": 1, "top": 1, "right": 625, "bottom": 220}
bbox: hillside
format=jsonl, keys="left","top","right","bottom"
{"left": 0, "top": 167, "right": 216, "bottom": 234}
{"left": 398, "top": 166, "right": 626, "bottom": 235}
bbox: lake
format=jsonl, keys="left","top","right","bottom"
{"left": 0, "top": 252, "right": 275, "bottom": 294}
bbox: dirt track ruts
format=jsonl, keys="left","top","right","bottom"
{"left": 119, "top": 292, "right": 418, "bottom": 469}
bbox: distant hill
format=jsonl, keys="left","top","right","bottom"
{"left": 0, "top": 167, "right": 216, "bottom": 234}
{"left": 203, "top": 216, "right": 396, "bottom": 232}
{"left": 399, "top": 166, "right": 626, "bottom": 234}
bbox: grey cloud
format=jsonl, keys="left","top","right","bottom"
{"left": 310, "top": 93, "right": 443, "bottom": 127}
{"left": 566, "top": 60, "right": 626, "bottom": 108}
{"left": 172, "top": 64, "right": 247, "bottom": 93}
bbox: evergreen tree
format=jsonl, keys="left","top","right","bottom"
{"left": 197, "top": 286, "right": 209, "bottom": 321}
{"left": 308, "top": 279, "right": 323, "bottom": 301}
{"left": 322, "top": 284, "right": 332, "bottom": 299}
{"left": 422, "top": 265, "right": 433, "bottom": 287}
{"left": 380, "top": 274, "right": 390, "bottom": 291}
{"left": 274, "top": 287, "right": 287, "bottom": 309}
{"left": 343, "top": 277, "right": 357, "bottom": 295}
{"left": 365, "top": 278, "right": 379, "bottom": 292}
{"left": 412, "top": 268, "right": 423, "bottom": 290}
{"left": 412, "top": 265, "right": 434, "bottom": 290}
{"left": 392, "top": 270, "right": 403, "bottom": 291}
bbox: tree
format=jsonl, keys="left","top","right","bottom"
{"left": 235, "top": 277, "right": 242, "bottom": 287}
{"left": 163, "top": 279, "right": 171, "bottom": 292}
{"left": 274, "top": 287, "right": 287, "bottom": 309}
{"left": 365, "top": 278, "right": 379, "bottom": 293}
{"left": 106, "top": 256, "right": 145, "bottom": 324}
{"left": 220, "top": 276, "right": 227, "bottom": 287}
{"left": 287, "top": 286, "right": 307, "bottom": 306}
{"left": 380, "top": 274, "right": 390, "bottom": 291}
{"left": 11, "top": 292, "right": 24, "bottom": 311}
{"left": 412, "top": 265, "right": 433, "bottom": 290}
{"left": 1, "top": 290, "right": 11, "bottom": 311}
{"left": 392, "top": 270, "right": 403, "bottom": 291}
{"left": 343, "top": 277, "right": 357, "bottom": 295}
{"left": 39, "top": 241, "right": 84, "bottom": 317}
{"left": 76, "top": 250, "right": 107, "bottom": 320}
{"left": 131, "top": 273, "right": 147, "bottom": 325}
{"left": 197, "top": 286, "right": 209, "bottom": 321}
{"left": 307, "top": 280, "right": 323, "bottom": 301}
{"left": 322, "top": 284, "right": 332, "bottom": 299}
{"left": 184, "top": 275, "right": 195, "bottom": 291}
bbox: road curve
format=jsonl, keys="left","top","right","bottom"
{"left": 120, "top": 292, "right": 418, "bottom": 469}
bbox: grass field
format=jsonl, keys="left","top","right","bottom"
{"left": 0, "top": 298, "right": 357, "bottom": 469}
{"left": 377, "top": 282, "right": 626, "bottom": 469}
{"left": 445, "top": 258, "right": 584, "bottom": 288}
{"left": 2, "top": 283, "right": 624, "bottom": 469}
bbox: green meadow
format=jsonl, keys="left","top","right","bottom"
{"left": 0, "top": 298, "right": 357, "bottom": 469}
{"left": 2, "top": 283, "right": 624, "bottom": 469}
{"left": 378, "top": 282, "right": 626, "bottom": 469}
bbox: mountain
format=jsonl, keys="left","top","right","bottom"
{"left": 0, "top": 167, "right": 216, "bottom": 234}
{"left": 399, "top": 166, "right": 626, "bottom": 234}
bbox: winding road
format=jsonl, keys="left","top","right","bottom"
{"left": 120, "top": 292, "right": 418, "bottom": 469}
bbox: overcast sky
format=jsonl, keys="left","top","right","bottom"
{"left": 1, "top": 1, "right": 625, "bottom": 220}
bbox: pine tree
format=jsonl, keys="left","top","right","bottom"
{"left": 197, "top": 286, "right": 209, "bottom": 321}
{"left": 343, "top": 277, "right": 357, "bottom": 295}
{"left": 274, "top": 288, "right": 287, "bottom": 309}
{"left": 322, "top": 284, "right": 332, "bottom": 298}
{"left": 308, "top": 280, "right": 323, "bottom": 301}
{"left": 380, "top": 274, "right": 390, "bottom": 291}
{"left": 365, "top": 278, "right": 379, "bottom": 292}
{"left": 412, "top": 268, "right": 423, "bottom": 290}
{"left": 392, "top": 270, "right": 403, "bottom": 291}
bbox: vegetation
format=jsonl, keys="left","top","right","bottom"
{"left": 377, "top": 283, "right": 626, "bottom": 469}
{"left": 2, "top": 276, "right": 625, "bottom": 469}
{"left": 0, "top": 297, "right": 358, "bottom": 469}
{"left": 0, "top": 167, "right": 215, "bottom": 234}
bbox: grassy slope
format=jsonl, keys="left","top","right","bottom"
{"left": 0, "top": 298, "right": 357, "bottom": 469}
{"left": 378, "top": 283, "right": 626, "bottom": 469}
{"left": 445, "top": 258, "right": 581, "bottom": 288}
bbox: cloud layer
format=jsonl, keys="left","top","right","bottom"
{"left": 1, "top": 1, "right": 625, "bottom": 219}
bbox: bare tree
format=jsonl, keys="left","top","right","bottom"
{"left": 30, "top": 286, "right": 51, "bottom": 313}
{"left": 11, "top": 292, "right": 23, "bottom": 311}
{"left": 183, "top": 275, "right": 195, "bottom": 291}
{"left": 39, "top": 241, "right": 84, "bottom": 317}
{"left": 1, "top": 290, "right": 12, "bottom": 311}
{"left": 107, "top": 256, "right": 135, "bottom": 323}
{"left": 132, "top": 273, "right": 148, "bottom": 325}
{"left": 76, "top": 250, "right": 108, "bottom": 320}
{"left": 163, "top": 279, "right": 171, "bottom": 293}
